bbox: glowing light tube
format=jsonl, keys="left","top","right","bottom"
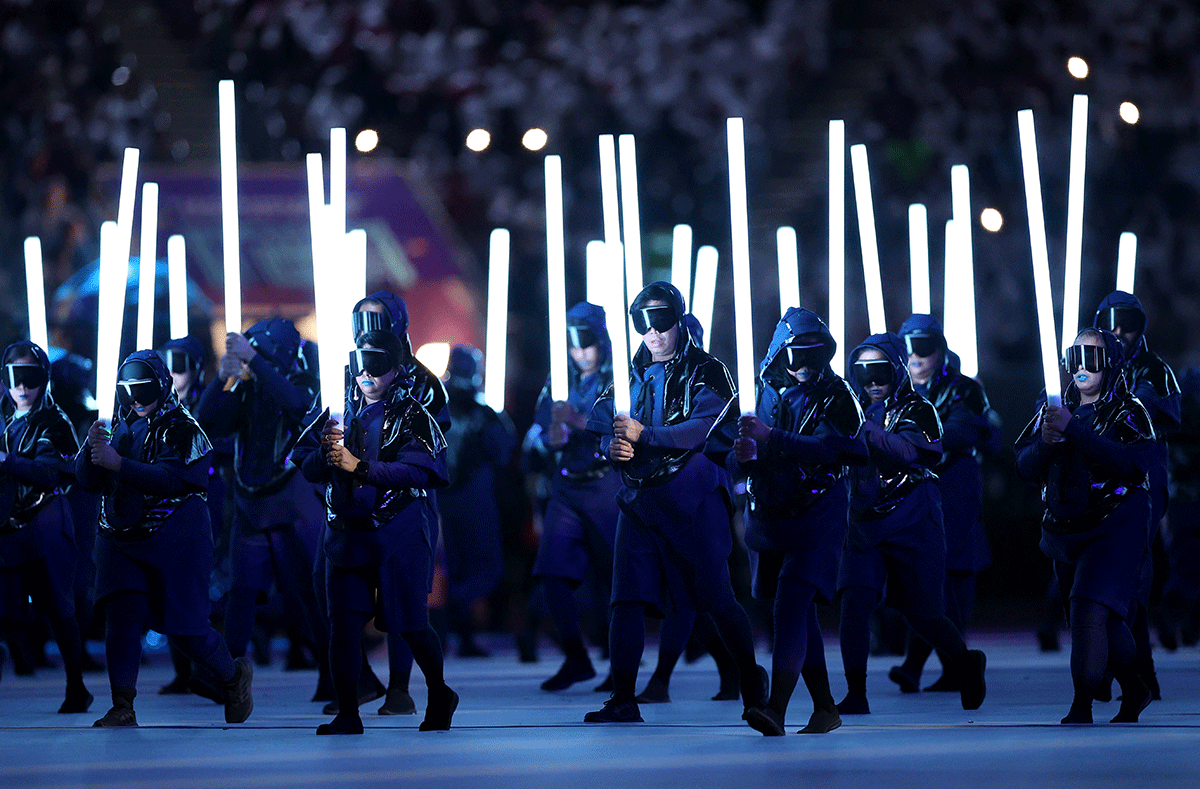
{"left": 777, "top": 226, "right": 800, "bottom": 318}
{"left": 1017, "top": 109, "right": 1062, "bottom": 407}
{"left": 307, "top": 154, "right": 343, "bottom": 422}
{"left": 598, "top": 135, "right": 628, "bottom": 354}
{"left": 95, "top": 221, "right": 127, "bottom": 424}
{"left": 115, "top": 148, "right": 140, "bottom": 265}
{"left": 1061, "top": 94, "right": 1089, "bottom": 352}
{"left": 545, "top": 155, "right": 569, "bottom": 402}
{"left": 585, "top": 240, "right": 606, "bottom": 308}
{"left": 330, "top": 128, "right": 347, "bottom": 240}
{"left": 136, "top": 182, "right": 159, "bottom": 350}
{"left": 829, "top": 120, "right": 846, "bottom": 374}
{"left": 346, "top": 228, "right": 367, "bottom": 306}
{"left": 727, "top": 119, "right": 757, "bottom": 415}
{"left": 485, "top": 228, "right": 510, "bottom": 413}
{"left": 23, "top": 237, "right": 48, "bottom": 352}
{"left": 949, "top": 165, "right": 978, "bottom": 377}
{"left": 1116, "top": 232, "right": 1137, "bottom": 293}
{"left": 909, "top": 204, "right": 930, "bottom": 315}
{"left": 671, "top": 224, "right": 693, "bottom": 308}
{"left": 850, "top": 144, "right": 886, "bottom": 334}
{"left": 218, "top": 80, "right": 242, "bottom": 334}
{"left": 604, "top": 242, "right": 632, "bottom": 416}
{"left": 167, "top": 235, "right": 188, "bottom": 339}
{"left": 693, "top": 245, "right": 719, "bottom": 353}
{"left": 943, "top": 218, "right": 962, "bottom": 358}
{"left": 618, "top": 135, "right": 645, "bottom": 358}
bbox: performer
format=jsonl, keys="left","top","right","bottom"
{"left": 836, "top": 333, "right": 986, "bottom": 715}
{"left": 0, "top": 341, "right": 93, "bottom": 713}
{"left": 707, "top": 308, "right": 867, "bottom": 735}
{"left": 438, "top": 345, "right": 512, "bottom": 657}
{"left": 299, "top": 330, "right": 457, "bottom": 735}
{"left": 889, "top": 315, "right": 993, "bottom": 693}
{"left": 530, "top": 303, "right": 618, "bottom": 691}
{"left": 1093, "top": 292, "right": 1180, "bottom": 700}
{"left": 78, "top": 351, "right": 252, "bottom": 727}
{"left": 584, "top": 281, "right": 766, "bottom": 724}
{"left": 1015, "top": 328, "right": 1155, "bottom": 723}
{"left": 197, "top": 319, "right": 330, "bottom": 697}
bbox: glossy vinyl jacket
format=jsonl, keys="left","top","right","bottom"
{"left": 0, "top": 341, "right": 79, "bottom": 532}
{"left": 1092, "top": 291, "right": 1180, "bottom": 436}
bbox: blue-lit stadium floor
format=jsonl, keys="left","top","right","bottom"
{"left": 2, "top": 631, "right": 1199, "bottom": 788}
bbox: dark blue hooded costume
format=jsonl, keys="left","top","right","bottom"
{"left": 1014, "top": 327, "right": 1156, "bottom": 722}
{"left": 0, "top": 340, "right": 92, "bottom": 713}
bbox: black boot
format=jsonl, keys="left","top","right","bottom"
{"left": 223, "top": 657, "right": 254, "bottom": 723}
{"left": 59, "top": 680, "right": 94, "bottom": 714}
{"left": 419, "top": 684, "right": 459, "bottom": 731}
{"left": 93, "top": 687, "right": 137, "bottom": 727}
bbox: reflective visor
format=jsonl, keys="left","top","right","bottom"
{"left": 904, "top": 333, "right": 940, "bottom": 358}
{"left": 1064, "top": 344, "right": 1108, "bottom": 374}
{"left": 163, "top": 349, "right": 193, "bottom": 374}
{"left": 351, "top": 310, "right": 391, "bottom": 340}
{"left": 567, "top": 324, "right": 597, "bottom": 349}
{"left": 783, "top": 343, "right": 826, "bottom": 371}
{"left": 630, "top": 305, "right": 676, "bottom": 335}
{"left": 1096, "top": 307, "right": 1145, "bottom": 334}
{"left": 6, "top": 363, "right": 47, "bottom": 390}
{"left": 116, "top": 379, "right": 162, "bottom": 408}
{"left": 852, "top": 359, "right": 895, "bottom": 388}
{"left": 349, "top": 348, "right": 393, "bottom": 378}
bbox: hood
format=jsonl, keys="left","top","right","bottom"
{"left": 629, "top": 280, "right": 696, "bottom": 366}
{"left": 761, "top": 307, "right": 836, "bottom": 390}
{"left": 848, "top": 332, "right": 911, "bottom": 405}
{"left": 1064, "top": 327, "right": 1127, "bottom": 409}
{"left": 566, "top": 301, "right": 612, "bottom": 374}
{"left": 246, "top": 318, "right": 300, "bottom": 374}
{"left": 117, "top": 349, "right": 179, "bottom": 423}
{"left": 161, "top": 335, "right": 206, "bottom": 368}
{"left": 365, "top": 290, "right": 410, "bottom": 336}
{"left": 1093, "top": 290, "right": 1147, "bottom": 358}
{"left": 446, "top": 344, "right": 483, "bottom": 392}
{"left": 683, "top": 314, "right": 704, "bottom": 348}
{"left": 898, "top": 313, "right": 945, "bottom": 345}
{"left": 1, "top": 340, "right": 57, "bottom": 416}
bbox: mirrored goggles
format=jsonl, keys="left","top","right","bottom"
{"left": 349, "top": 348, "right": 393, "bottom": 378}
{"left": 5, "top": 363, "right": 47, "bottom": 390}
{"left": 783, "top": 343, "right": 826, "bottom": 371}
{"left": 1063, "top": 344, "right": 1109, "bottom": 374}
{"left": 351, "top": 310, "right": 391, "bottom": 340}
{"left": 163, "top": 349, "right": 194, "bottom": 374}
{"left": 904, "top": 333, "right": 941, "bottom": 358}
{"left": 1096, "top": 307, "right": 1145, "bottom": 334}
{"left": 116, "top": 378, "right": 162, "bottom": 408}
{"left": 567, "top": 325, "right": 598, "bottom": 349}
{"left": 630, "top": 306, "right": 676, "bottom": 335}
{"left": 852, "top": 359, "right": 895, "bottom": 388}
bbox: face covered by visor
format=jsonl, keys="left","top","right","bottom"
{"left": 349, "top": 348, "right": 394, "bottom": 379}
{"left": 6, "top": 363, "right": 48, "bottom": 390}
{"left": 783, "top": 341, "right": 827, "bottom": 371}
{"left": 351, "top": 309, "right": 391, "bottom": 341}
{"left": 631, "top": 305, "right": 677, "bottom": 335}
{"left": 163, "top": 349, "right": 194, "bottom": 374}
{"left": 116, "top": 360, "right": 163, "bottom": 408}
{"left": 567, "top": 323, "right": 598, "bottom": 349}
{"left": 1095, "top": 307, "right": 1146, "bottom": 335}
{"left": 1063, "top": 344, "right": 1109, "bottom": 374}
{"left": 852, "top": 358, "right": 895, "bottom": 388}
{"left": 903, "top": 333, "right": 941, "bottom": 358}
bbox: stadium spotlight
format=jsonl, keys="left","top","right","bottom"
{"left": 1067, "top": 57, "right": 1089, "bottom": 79}
{"left": 522, "top": 128, "right": 549, "bottom": 151}
{"left": 980, "top": 207, "right": 1004, "bottom": 232}
{"left": 355, "top": 129, "right": 379, "bottom": 153}
{"left": 1119, "top": 102, "right": 1140, "bottom": 124}
{"left": 466, "top": 128, "right": 491, "bottom": 152}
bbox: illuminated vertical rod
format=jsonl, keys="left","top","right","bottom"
{"left": 727, "top": 119, "right": 757, "bottom": 415}
{"left": 909, "top": 204, "right": 930, "bottom": 314}
{"left": 849, "top": 144, "right": 886, "bottom": 334}
{"left": 485, "top": 229, "right": 510, "bottom": 413}
{"left": 605, "top": 242, "right": 632, "bottom": 416}
{"left": 308, "top": 153, "right": 343, "bottom": 421}
{"left": 1017, "top": 109, "right": 1062, "bottom": 406}
{"left": 545, "top": 155, "right": 569, "bottom": 402}
{"left": 346, "top": 229, "right": 367, "bottom": 305}
{"left": 777, "top": 226, "right": 800, "bottom": 317}
{"left": 949, "top": 165, "right": 978, "bottom": 377}
{"left": 828, "top": 120, "right": 846, "bottom": 374}
{"left": 95, "top": 221, "right": 126, "bottom": 424}
{"left": 597, "top": 135, "right": 622, "bottom": 270}
{"left": 585, "top": 240, "right": 606, "bottom": 308}
{"left": 1061, "top": 94, "right": 1089, "bottom": 352}
{"left": 617, "top": 134, "right": 644, "bottom": 358}
{"left": 167, "top": 235, "right": 188, "bottom": 339}
{"left": 693, "top": 246, "right": 719, "bottom": 353}
{"left": 115, "top": 148, "right": 140, "bottom": 266}
{"left": 1116, "top": 232, "right": 1137, "bottom": 293}
{"left": 218, "top": 80, "right": 242, "bottom": 334}
{"left": 330, "top": 128, "right": 347, "bottom": 240}
{"left": 23, "top": 238, "right": 49, "bottom": 351}
{"left": 671, "top": 224, "right": 693, "bottom": 308}
{"left": 136, "top": 182, "right": 159, "bottom": 350}
{"left": 943, "top": 218, "right": 960, "bottom": 348}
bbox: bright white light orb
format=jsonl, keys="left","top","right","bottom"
{"left": 466, "top": 129, "right": 491, "bottom": 152}
{"left": 1067, "top": 57, "right": 1089, "bottom": 79}
{"left": 980, "top": 207, "right": 1004, "bottom": 232}
{"left": 1119, "top": 102, "right": 1140, "bottom": 124}
{"left": 522, "top": 128, "right": 548, "bottom": 151}
{"left": 355, "top": 129, "right": 379, "bottom": 152}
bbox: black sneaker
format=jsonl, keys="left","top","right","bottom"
{"left": 798, "top": 707, "right": 842, "bottom": 734}
{"left": 419, "top": 685, "right": 459, "bottom": 731}
{"left": 836, "top": 693, "right": 870, "bottom": 715}
{"left": 223, "top": 657, "right": 254, "bottom": 723}
{"left": 541, "top": 658, "right": 597, "bottom": 692}
{"left": 316, "top": 712, "right": 364, "bottom": 735}
{"left": 584, "top": 694, "right": 643, "bottom": 723}
{"left": 744, "top": 706, "right": 785, "bottom": 736}
{"left": 93, "top": 689, "right": 137, "bottom": 728}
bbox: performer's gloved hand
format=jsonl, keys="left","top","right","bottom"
{"left": 86, "top": 419, "right": 110, "bottom": 450}
{"left": 89, "top": 431, "right": 122, "bottom": 472}
{"left": 734, "top": 437, "right": 758, "bottom": 464}
{"left": 1041, "top": 405, "right": 1070, "bottom": 444}
{"left": 225, "top": 332, "right": 258, "bottom": 363}
{"left": 609, "top": 437, "right": 635, "bottom": 462}
{"left": 218, "top": 353, "right": 245, "bottom": 381}
{"left": 613, "top": 414, "right": 644, "bottom": 443}
{"left": 326, "top": 444, "right": 360, "bottom": 473}
{"left": 738, "top": 414, "right": 770, "bottom": 444}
